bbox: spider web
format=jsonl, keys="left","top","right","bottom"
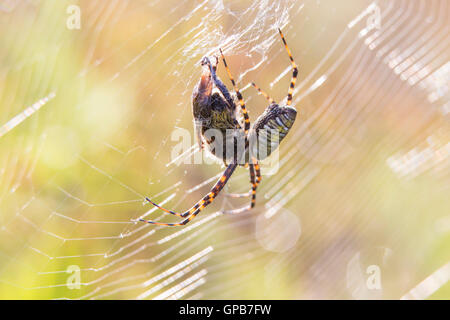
{"left": 0, "top": 0, "right": 449, "bottom": 299}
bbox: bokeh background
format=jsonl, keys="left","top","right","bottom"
{"left": 0, "top": 0, "right": 449, "bottom": 299}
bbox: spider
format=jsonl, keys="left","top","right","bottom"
{"left": 140, "top": 28, "right": 298, "bottom": 226}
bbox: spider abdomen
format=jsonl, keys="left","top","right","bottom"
{"left": 249, "top": 103, "right": 297, "bottom": 160}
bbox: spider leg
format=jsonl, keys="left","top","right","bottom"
{"left": 278, "top": 28, "right": 298, "bottom": 106}
{"left": 249, "top": 163, "right": 257, "bottom": 208}
{"left": 140, "top": 164, "right": 237, "bottom": 226}
{"left": 254, "top": 159, "right": 262, "bottom": 189}
{"left": 219, "top": 49, "right": 250, "bottom": 135}
{"left": 144, "top": 197, "right": 186, "bottom": 218}
{"left": 209, "top": 59, "right": 235, "bottom": 109}
{"left": 251, "top": 82, "right": 276, "bottom": 104}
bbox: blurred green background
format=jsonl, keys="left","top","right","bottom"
{"left": 0, "top": 0, "right": 448, "bottom": 299}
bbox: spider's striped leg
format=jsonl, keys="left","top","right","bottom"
{"left": 249, "top": 163, "right": 257, "bottom": 208}
{"left": 278, "top": 28, "right": 298, "bottom": 106}
{"left": 140, "top": 164, "right": 237, "bottom": 226}
{"left": 144, "top": 198, "right": 186, "bottom": 218}
{"left": 219, "top": 49, "right": 250, "bottom": 134}
{"left": 251, "top": 82, "right": 276, "bottom": 104}
{"left": 254, "top": 159, "right": 262, "bottom": 189}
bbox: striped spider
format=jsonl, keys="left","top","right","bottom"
{"left": 140, "top": 29, "right": 298, "bottom": 226}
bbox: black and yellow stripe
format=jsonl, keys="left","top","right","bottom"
{"left": 140, "top": 164, "right": 237, "bottom": 226}
{"left": 278, "top": 28, "right": 298, "bottom": 106}
{"left": 251, "top": 82, "right": 275, "bottom": 104}
{"left": 219, "top": 49, "right": 251, "bottom": 135}
{"left": 251, "top": 103, "right": 297, "bottom": 160}
{"left": 253, "top": 159, "right": 262, "bottom": 187}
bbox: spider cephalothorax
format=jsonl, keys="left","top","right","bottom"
{"left": 141, "top": 29, "right": 298, "bottom": 226}
{"left": 192, "top": 56, "right": 243, "bottom": 164}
